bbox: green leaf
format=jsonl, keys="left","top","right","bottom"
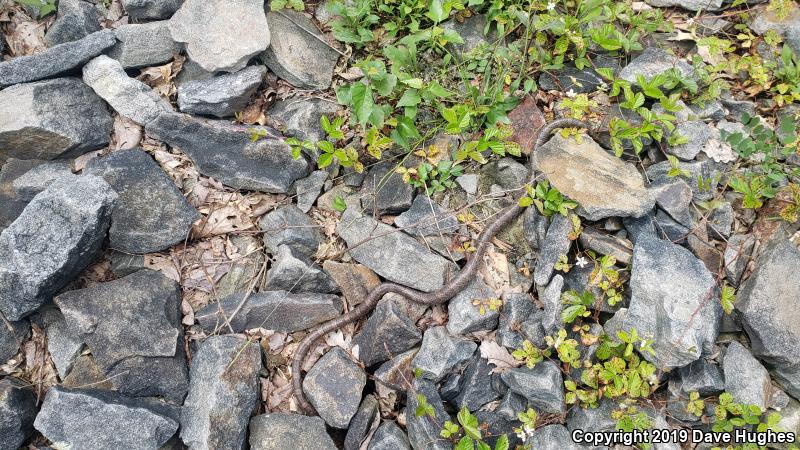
{"left": 402, "top": 78, "right": 425, "bottom": 89}
{"left": 332, "top": 195, "right": 347, "bottom": 212}
{"left": 350, "top": 84, "right": 374, "bottom": 127}
{"left": 457, "top": 407, "right": 481, "bottom": 441}
{"left": 391, "top": 116, "right": 421, "bottom": 150}
{"left": 427, "top": 81, "right": 453, "bottom": 98}
{"left": 455, "top": 436, "right": 474, "bottom": 450}
{"left": 494, "top": 435, "right": 509, "bottom": 450}
{"left": 397, "top": 89, "right": 422, "bottom": 107}
{"left": 427, "top": 0, "right": 447, "bottom": 23}
{"left": 318, "top": 153, "right": 334, "bottom": 168}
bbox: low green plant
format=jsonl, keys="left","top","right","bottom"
{"left": 397, "top": 160, "right": 464, "bottom": 193}
{"left": 14, "top": 0, "right": 56, "bottom": 17}
{"left": 270, "top": 0, "right": 304, "bottom": 11}
{"left": 440, "top": 406, "right": 510, "bottom": 450}
{"left": 612, "top": 406, "right": 653, "bottom": 449}
{"left": 518, "top": 180, "right": 577, "bottom": 217}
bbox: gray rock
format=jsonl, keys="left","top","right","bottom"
{"left": 0, "top": 159, "right": 44, "bottom": 231}
{"left": 0, "top": 175, "right": 117, "bottom": 320}
{"left": 180, "top": 335, "right": 261, "bottom": 450}
{"left": 539, "top": 274, "right": 564, "bottom": 336}
{"left": 627, "top": 233, "right": 721, "bottom": 370}
{"left": 724, "top": 235, "right": 755, "bottom": 287}
{"left": 674, "top": 358, "right": 725, "bottom": 396}
{"left": 751, "top": 5, "right": 800, "bottom": 56}
{"left": 146, "top": 113, "right": 310, "bottom": 193}
{"left": 44, "top": 0, "right": 100, "bottom": 46}
{"left": 644, "top": 0, "right": 722, "bottom": 10}
{"left": 352, "top": 300, "right": 422, "bottom": 366}
{"left": 55, "top": 270, "right": 180, "bottom": 368}
{"left": 196, "top": 290, "right": 342, "bottom": 333}
{"left": 456, "top": 174, "right": 479, "bottom": 195}
{"left": 0, "top": 30, "right": 116, "bottom": 88}
{"left": 654, "top": 208, "right": 690, "bottom": 243}
{"left": 618, "top": 47, "right": 695, "bottom": 86}
{"left": 652, "top": 179, "right": 694, "bottom": 227}
{"left": 104, "top": 339, "right": 189, "bottom": 403}
{"left": 535, "top": 133, "right": 654, "bottom": 221}
{"left": 337, "top": 209, "right": 457, "bottom": 292}
{"left": 623, "top": 213, "right": 657, "bottom": 245}
{"left": 724, "top": 341, "right": 771, "bottom": 410}
{"left": 265, "top": 244, "right": 339, "bottom": 293}
{"left": 122, "top": 0, "right": 184, "bottom": 20}
{"left": 0, "top": 378, "right": 37, "bottom": 450}
{"left": 345, "top": 395, "right": 379, "bottom": 450}
{"left": 108, "top": 250, "right": 147, "bottom": 277}
{"left": 84, "top": 148, "right": 199, "bottom": 254}
{"left": 405, "top": 379, "right": 451, "bottom": 450}
{"left": 452, "top": 355, "right": 503, "bottom": 411}
{"left": 0, "top": 319, "right": 28, "bottom": 363}
{"left": 578, "top": 228, "right": 634, "bottom": 265}
{"left": 481, "top": 157, "right": 529, "bottom": 192}
{"left": 707, "top": 202, "right": 733, "bottom": 240}
{"left": 175, "top": 59, "right": 217, "bottom": 85}
{"left": 169, "top": 0, "right": 270, "bottom": 72}
{"left": 412, "top": 326, "right": 476, "bottom": 382}
{"left": 374, "top": 348, "right": 418, "bottom": 391}
{"left": 177, "top": 65, "right": 266, "bottom": 118}
{"left": 83, "top": 55, "right": 173, "bottom": 126}
{"left": 361, "top": 161, "right": 415, "bottom": 216}
{"left": 540, "top": 65, "right": 604, "bottom": 93}
{"left": 395, "top": 195, "right": 459, "bottom": 237}
{"left": 11, "top": 160, "right": 74, "bottom": 201}
{"left": 526, "top": 425, "right": 581, "bottom": 450}
{"left": 496, "top": 293, "right": 545, "bottom": 349}
{"left": 737, "top": 237, "right": 800, "bottom": 395}
{"left": 441, "top": 14, "right": 494, "bottom": 54}
{"left": 446, "top": 279, "right": 499, "bottom": 335}
{"left": 323, "top": 260, "right": 381, "bottom": 307}
{"left": 0, "top": 78, "right": 112, "bottom": 160}
{"left": 648, "top": 160, "right": 721, "bottom": 202}
{"left": 268, "top": 97, "right": 341, "bottom": 146}
{"left": 566, "top": 398, "right": 617, "bottom": 434}
{"left": 34, "top": 386, "right": 179, "bottom": 450}
{"left": 261, "top": 10, "right": 339, "bottom": 89}
{"left": 533, "top": 213, "right": 572, "bottom": 287}
{"left": 295, "top": 170, "right": 328, "bottom": 213}
{"left": 259, "top": 204, "right": 323, "bottom": 258}
{"left": 109, "top": 21, "right": 181, "bottom": 69}
{"left": 500, "top": 361, "right": 565, "bottom": 414}
{"left": 249, "top": 413, "right": 337, "bottom": 450}
{"left": 303, "top": 347, "right": 366, "bottom": 428}
{"left": 368, "top": 422, "right": 411, "bottom": 450}
{"left": 667, "top": 121, "right": 713, "bottom": 161}
{"left": 41, "top": 308, "right": 83, "bottom": 378}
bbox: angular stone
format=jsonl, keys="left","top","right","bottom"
{"left": 737, "top": 238, "right": 800, "bottom": 369}
{"left": 109, "top": 21, "right": 181, "bottom": 69}
{"left": 0, "top": 319, "right": 28, "bottom": 363}
{"left": 180, "top": 335, "right": 261, "bottom": 450}
{"left": 446, "top": 279, "right": 499, "bottom": 335}
{"left": 674, "top": 358, "right": 725, "bottom": 396}
{"left": 441, "top": 14, "right": 494, "bottom": 54}
{"left": 627, "top": 233, "right": 721, "bottom": 370}
{"left": 0, "top": 30, "right": 116, "bottom": 88}
{"left": 578, "top": 228, "right": 634, "bottom": 265}
{"left": 178, "top": 65, "right": 266, "bottom": 118}
{"left": 295, "top": 170, "right": 328, "bottom": 213}
{"left": 644, "top": 0, "right": 722, "bottom": 10}
{"left": 0, "top": 378, "right": 37, "bottom": 450}
{"left": 707, "top": 202, "right": 734, "bottom": 240}
{"left": 653, "top": 179, "right": 694, "bottom": 227}
{"left": 303, "top": 347, "right": 366, "bottom": 428}
{"left": 147, "top": 113, "right": 310, "bottom": 193}
{"left": 104, "top": 341, "right": 189, "bottom": 403}
{"left": 322, "top": 261, "right": 380, "bottom": 306}
{"left": 368, "top": 422, "right": 411, "bottom": 450}
{"left": 406, "top": 379, "right": 451, "bottom": 450}
{"left": 533, "top": 213, "right": 572, "bottom": 287}
{"left": 0, "top": 175, "right": 116, "bottom": 320}
{"left": 724, "top": 341, "right": 771, "bottom": 410}
{"left": 169, "top": 0, "right": 270, "bottom": 72}
{"left": 395, "top": 195, "right": 459, "bottom": 237}
{"left": 452, "top": 355, "right": 503, "bottom": 411}
{"left": 41, "top": 308, "right": 83, "bottom": 379}
{"left": 352, "top": 301, "right": 422, "bottom": 366}
{"left": 623, "top": 213, "right": 657, "bottom": 245}
{"left": 55, "top": 270, "right": 180, "bottom": 367}
{"left": 566, "top": 398, "right": 616, "bottom": 435}
{"left": 500, "top": 361, "right": 565, "bottom": 414}
{"left": 535, "top": 133, "right": 654, "bottom": 221}
{"left": 525, "top": 425, "right": 581, "bottom": 450}
{"left": 539, "top": 274, "right": 564, "bottom": 336}
{"left": 34, "top": 386, "right": 179, "bottom": 450}
{"left": 259, "top": 204, "right": 323, "bottom": 258}
{"left": 412, "top": 326, "right": 476, "bottom": 382}
{"left": 261, "top": 10, "right": 339, "bottom": 90}
{"left": 45, "top": 0, "right": 101, "bottom": 46}
{"left": 85, "top": 149, "right": 199, "bottom": 254}
{"left": 249, "top": 413, "right": 337, "bottom": 450}
{"left": 337, "top": 209, "right": 457, "bottom": 292}
{"left": 0, "top": 159, "right": 44, "bottom": 231}
{"left": 496, "top": 293, "right": 545, "bottom": 349}
{"left": 61, "top": 354, "right": 113, "bottom": 390}
{"left": 540, "top": 65, "right": 604, "bottom": 93}
{"left": 752, "top": 3, "right": 800, "bottom": 55}
{"left": 0, "top": 78, "right": 112, "bottom": 160}
{"left": 12, "top": 160, "right": 74, "bottom": 201}
{"left": 196, "top": 289, "right": 342, "bottom": 333}
{"left": 345, "top": 395, "right": 379, "bottom": 450}
{"left": 83, "top": 55, "right": 173, "bottom": 126}
{"left": 122, "top": 0, "right": 184, "bottom": 20}
{"left": 724, "top": 234, "right": 755, "bottom": 287}
{"left": 268, "top": 97, "right": 341, "bottom": 145}
{"left": 618, "top": 47, "right": 695, "bottom": 86}
{"left": 361, "top": 160, "right": 415, "bottom": 216}
{"left": 265, "top": 244, "right": 339, "bottom": 293}
{"left": 374, "top": 348, "right": 418, "bottom": 392}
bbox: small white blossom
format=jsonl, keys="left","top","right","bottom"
{"left": 565, "top": 88, "right": 577, "bottom": 98}
{"left": 547, "top": 1, "right": 556, "bottom": 11}
{"left": 575, "top": 256, "right": 589, "bottom": 268}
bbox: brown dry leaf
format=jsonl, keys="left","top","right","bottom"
{"left": 194, "top": 204, "right": 255, "bottom": 237}
{"left": 138, "top": 55, "right": 184, "bottom": 98}
{"left": 2, "top": 8, "right": 46, "bottom": 57}
{"left": 112, "top": 114, "right": 143, "bottom": 150}
{"left": 143, "top": 254, "right": 181, "bottom": 282}
{"left": 73, "top": 150, "right": 104, "bottom": 172}
{"left": 22, "top": 324, "right": 59, "bottom": 398}
{"left": 479, "top": 339, "right": 521, "bottom": 373}
{"left": 478, "top": 245, "right": 511, "bottom": 294}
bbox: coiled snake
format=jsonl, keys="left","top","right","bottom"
{"left": 291, "top": 117, "right": 588, "bottom": 414}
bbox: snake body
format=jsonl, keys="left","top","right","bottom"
{"left": 291, "top": 118, "right": 587, "bottom": 414}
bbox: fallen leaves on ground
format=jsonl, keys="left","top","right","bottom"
{"left": 479, "top": 339, "right": 522, "bottom": 373}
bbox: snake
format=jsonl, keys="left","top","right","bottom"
{"left": 291, "top": 117, "right": 588, "bottom": 414}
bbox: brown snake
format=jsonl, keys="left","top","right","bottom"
{"left": 291, "top": 117, "right": 588, "bottom": 414}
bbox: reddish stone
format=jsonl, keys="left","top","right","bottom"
{"left": 507, "top": 95, "right": 546, "bottom": 155}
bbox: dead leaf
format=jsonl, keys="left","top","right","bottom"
{"left": 3, "top": 11, "right": 46, "bottom": 57}
{"left": 112, "top": 114, "right": 143, "bottom": 150}
{"left": 479, "top": 340, "right": 521, "bottom": 373}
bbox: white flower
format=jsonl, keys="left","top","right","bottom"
{"left": 575, "top": 256, "right": 589, "bottom": 268}
{"left": 565, "top": 88, "right": 577, "bottom": 98}
{"left": 516, "top": 430, "right": 527, "bottom": 440}
{"left": 547, "top": 1, "right": 556, "bottom": 11}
